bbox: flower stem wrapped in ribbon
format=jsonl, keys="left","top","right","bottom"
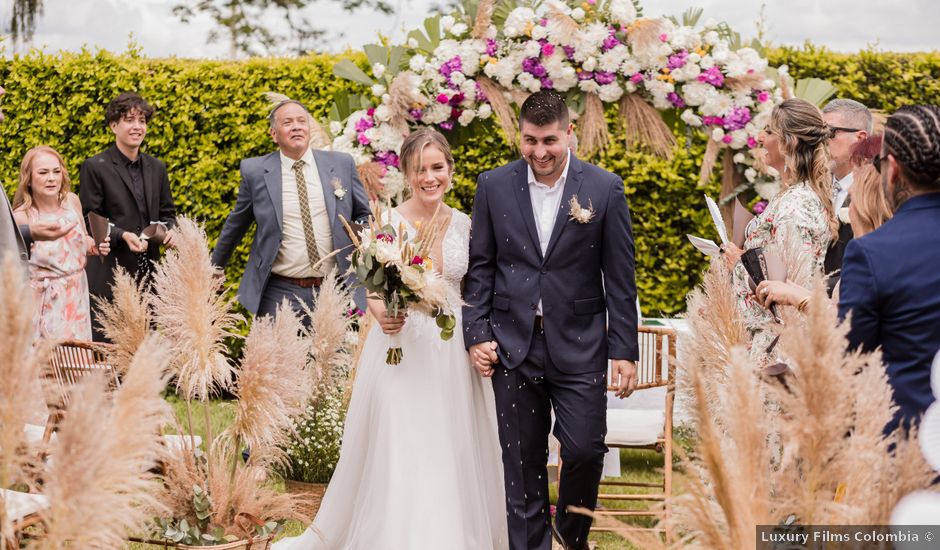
{"left": 340, "top": 201, "right": 460, "bottom": 365}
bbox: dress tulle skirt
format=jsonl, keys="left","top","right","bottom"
{"left": 273, "top": 312, "right": 508, "bottom": 550}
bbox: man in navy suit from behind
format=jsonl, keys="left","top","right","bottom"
{"left": 839, "top": 104, "right": 940, "bottom": 433}
{"left": 463, "top": 91, "right": 639, "bottom": 550}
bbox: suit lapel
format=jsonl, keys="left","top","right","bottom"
{"left": 511, "top": 162, "right": 543, "bottom": 262}
{"left": 263, "top": 152, "right": 284, "bottom": 229}
{"left": 543, "top": 156, "right": 583, "bottom": 262}
{"left": 312, "top": 150, "right": 337, "bottom": 224}
{"left": 107, "top": 146, "right": 143, "bottom": 219}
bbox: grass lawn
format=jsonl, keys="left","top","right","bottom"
{"left": 127, "top": 398, "right": 688, "bottom": 549}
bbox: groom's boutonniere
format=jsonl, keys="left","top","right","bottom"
{"left": 332, "top": 177, "right": 347, "bottom": 200}
{"left": 568, "top": 195, "right": 595, "bottom": 224}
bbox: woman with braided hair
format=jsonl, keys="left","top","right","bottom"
{"left": 723, "top": 98, "right": 836, "bottom": 366}
{"left": 839, "top": 104, "right": 940, "bottom": 433}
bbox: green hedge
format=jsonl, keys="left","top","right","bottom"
{"left": 2, "top": 46, "right": 938, "bottom": 319}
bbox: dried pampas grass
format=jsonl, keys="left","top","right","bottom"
{"left": 576, "top": 93, "right": 609, "bottom": 159}
{"left": 626, "top": 19, "right": 667, "bottom": 60}
{"left": 698, "top": 138, "right": 721, "bottom": 185}
{"left": 387, "top": 72, "right": 427, "bottom": 131}
{"left": 160, "top": 445, "right": 311, "bottom": 536}
{"left": 471, "top": 0, "right": 495, "bottom": 38}
{"left": 35, "top": 335, "right": 171, "bottom": 549}
{"left": 547, "top": 5, "right": 579, "bottom": 47}
{"left": 618, "top": 93, "right": 676, "bottom": 159}
{"left": 302, "top": 271, "right": 355, "bottom": 385}
{"left": 0, "top": 255, "right": 48, "bottom": 546}
{"left": 475, "top": 77, "right": 519, "bottom": 149}
{"left": 223, "top": 301, "right": 310, "bottom": 466}
{"left": 356, "top": 161, "right": 386, "bottom": 202}
{"left": 94, "top": 267, "right": 151, "bottom": 374}
{"left": 150, "top": 217, "right": 241, "bottom": 401}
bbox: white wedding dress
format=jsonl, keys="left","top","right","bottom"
{"left": 274, "top": 209, "right": 508, "bottom": 550}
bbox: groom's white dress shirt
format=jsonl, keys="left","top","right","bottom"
{"left": 527, "top": 150, "right": 571, "bottom": 315}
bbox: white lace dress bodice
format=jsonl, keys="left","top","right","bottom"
{"left": 390, "top": 207, "right": 470, "bottom": 290}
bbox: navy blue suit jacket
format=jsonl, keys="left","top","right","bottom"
{"left": 838, "top": 192, "right": 940, "bottom": 431}
{"left": 463, "top": 156, "right": 639, "bottom": 373}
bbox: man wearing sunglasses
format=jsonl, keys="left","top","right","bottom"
{"left": 821, "top": 99, "right": 872, "bottom": 294}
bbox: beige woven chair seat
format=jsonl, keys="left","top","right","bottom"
{"left": 605, "top": 409, "right": 665, "bottom": 447}
{"left": 0, "top": 489, "right": 49, "bottom": 522}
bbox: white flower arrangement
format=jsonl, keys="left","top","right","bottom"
{"left": 329, "top": 0, "right": 783, "bottom": 201}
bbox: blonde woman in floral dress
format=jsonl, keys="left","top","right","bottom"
{"left": 12, "top": 146, "right": 109, "bottom": 340}
{"left": 722, "top": 99, "right": 838, "bottom": 365}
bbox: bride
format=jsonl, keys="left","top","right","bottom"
{"left": 274, "top": 128, "right": 508, "bottom": 550}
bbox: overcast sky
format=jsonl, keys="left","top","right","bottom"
{"left": 8, "top": 0, "right": 939, "bottom": 58}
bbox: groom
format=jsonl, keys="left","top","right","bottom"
{"left": 464, "top": 90, "right": 639, "bottom": 550}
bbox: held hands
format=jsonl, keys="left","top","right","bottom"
{"left": 123, "top": 232, "right": 149, "bottom": 253}
{"left": 719, "top": 242, "right": 744, "bottom": 269}
{"left": 367, "top": 299, "right": 407, "bottom": 335}
{"left": 611, "top": 359, "right": 638, "bottom": 399}
{"left": 469, "top": 341, "right": 499, "bottom": 377}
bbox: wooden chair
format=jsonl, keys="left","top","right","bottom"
{"left": 591, "top": 325, "right": 677, "bottom": 539}
{"left": 45, "top": 339, "right": 119, "bottom": 408}
{"left": 1, "top": 488, "right": 49, "bottom": 546}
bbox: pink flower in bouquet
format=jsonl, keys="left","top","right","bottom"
{"left": 550, "top": 505, "right": 557, "bottom": 517}
{"left": 757, "top": 90, "right": 771, "bottom": 103}
{"left": 753, "top": 200, "right": 768, "bottom": 215}
{"left": 346, "top": 307, "right": 365, "bottom": 318}
{"left": 659, "top": 33, "right": 668, "bottom": 42}
{"left": 411, "top": 255, "right": 424, "bottom": 265}
{"left": 376, "top": 232, "right": 394, "bottom": 243}
{"left": 747, "top": 136, "right": 759, "bottom": 148}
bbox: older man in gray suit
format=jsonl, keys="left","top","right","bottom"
{"left": 211, "top": 99, "right": 370, "bottom": 319}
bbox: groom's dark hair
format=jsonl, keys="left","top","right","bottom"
{"left": 519, "top": 91, "right": 569, "bottom": 128}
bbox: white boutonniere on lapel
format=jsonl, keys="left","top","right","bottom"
{"left": 568, "top": 195, "right": 595, "bottom": 224}
{"left": 332, "top": 177, "right": 347, "bottom": 200}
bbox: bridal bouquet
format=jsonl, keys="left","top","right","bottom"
{"left": 341, "top": 201, "right": 460, "bottom": 365}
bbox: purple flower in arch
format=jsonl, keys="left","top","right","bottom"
{"left": 439, "top": 120, "right": 455, "bottom": 131}
{"left": 578, "top": 71, "right": 596, "bottom": 81}
{"left": 540, "top": 77, "right": 554, "bottom": 89}
{"left": 474, "top": 82, "right": 488, "bottom": 103}
{"left": 702, "top": 115, "right": 724, "bottom": 126}
{"left": 439, "top": 56, "right": 463, "bottom": 78}
{"left": 409, "top": 108, "right": 424, "bottom": 121}
{"left": 357, "top": 133, "right": 371, "bottom": 145}
{"left": 602, "top": 31, "right": 620, "bottom": 51}
{"left": 563, "top": 45, "right": 575, "bottom": 60}
{"left": 697, "top": 66, "right": 725, "bottom": 87}
{"left": 724, "top": 107, "right": 752, "bottom": 131}
{"left": 375, "top": 150, "right": 400, "bottom": 168}
{"left": 666, "top": 92, "right": 685, "bottom": 109}
{"left": 366, "top": 107, "right": 376, "bottom": 117}
{"left": 485, "top": 39, "right": 498, "bottom": 57}
{"left": 354, "top": 117, "right": 374, "bottom": 133}
{"left": 667, "top": 51, "right": 689, "bottom": 70}
{"left": 594, "top": 71, "right": 616, "bottom": 85}
{"left": 522, "top": 58, "right": 547, "bottom": 78}
{"left": 449, "top": 92, "right": 466, "bottom": 106}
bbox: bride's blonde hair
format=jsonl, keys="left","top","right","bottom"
{"left": 399, "top": 128, "right": 455, "bottom": 192}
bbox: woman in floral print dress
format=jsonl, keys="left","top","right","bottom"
{"left": 723, "top": 99, "right": 838, "bottom": 365}
{"left": 12, "top": 146, "right": 109, "bottom": 340}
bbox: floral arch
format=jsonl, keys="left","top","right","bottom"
{"left": 325, "top": 0, "right": 793, "bottom": 202}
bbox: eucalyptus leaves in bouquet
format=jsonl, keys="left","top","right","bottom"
{"left": 283, "top": 384, "right": 347, "bottom": 484}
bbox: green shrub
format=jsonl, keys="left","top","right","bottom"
{"left": 2, "top": 46, "right": 937, "bottom": 321}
